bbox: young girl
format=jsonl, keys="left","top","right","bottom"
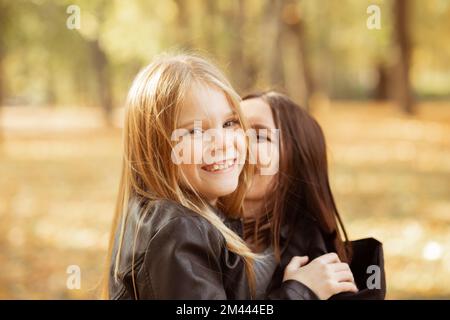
{"left": 241, "top": 91, "right": 385, "bottom": 300}
{"left": 103, "top": 54, "right": 321, "bottom": 299}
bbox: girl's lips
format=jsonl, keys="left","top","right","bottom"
{"left": 201, "top": 158, "right": 237, "bottom": 173}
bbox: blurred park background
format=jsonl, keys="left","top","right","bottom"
{"left": 0, "top": 0, "right": 449, "bottom": 299}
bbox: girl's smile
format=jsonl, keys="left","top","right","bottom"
{"left": 201, "top": 157, "right": 237, "bottom": 173}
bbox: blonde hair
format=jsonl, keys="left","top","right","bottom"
{"left": 102, "top": 53, "right": 258, "bottom": 299}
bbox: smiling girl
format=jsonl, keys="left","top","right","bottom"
{"left": 103, "top": 54, "right": 316, "bottom": 299}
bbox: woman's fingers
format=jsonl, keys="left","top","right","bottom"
{"left": 283, "top": 253, "right": 359, "bottom": 300}
{"left": 331, "top": 262, "right": 351, "bottom": 273}
{"left": 286, "top": 256, "right": 309, "bottom": 271}
{"left": 316, "top": 252, "right": 340, "bottom": 264}
{"left": 334, "top": 270, "right": 355, "bottom": 284}
{"left": 335, "top": 281, "right": 358, "bottom": 294}
{"left": 329, "top": 262, "right": 355, "bottom": 283}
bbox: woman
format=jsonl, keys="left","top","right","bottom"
{"left": 241, "top": 91, "right": 386, "bottom": 299}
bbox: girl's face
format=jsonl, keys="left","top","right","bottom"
{"left": 175, "top": 83, "right": 246, "bottom": 205}
{"left": 240, "top": 98, "right": 279, "bottom": 205}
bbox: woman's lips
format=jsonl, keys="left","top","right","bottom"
{"left": 201, "top": 158, "right": 237, "bottom": 173}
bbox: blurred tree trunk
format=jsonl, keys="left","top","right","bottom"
{"left": 90, "top": 39, "right": 113, "bottom": 125}
{"left": 283, "top": 0, "right": 315, "bottom": 110}
{"left": 46, "top": 61, "right": 57, "bottom": 107}
{"left": 393, "top": 0, "right": 414, "bottom": 114}
{"left": 261, "top": 0, "right": 286, "bottom": 89}
{"left": 0, "top": 42, "right": 3, "bottom": 108}
{"left": 174, "top": 0, "right": 192, "bottom": 49}
{"left": 0, "top": 47, "right": 4, "bottom": 147}
{"left": 0, "top": 1, "right": 7, "bottom": 147}
{"left": 374, "top": 62, "right": 389, "bottom": 100}
{"left": 203, "top": 0, "right": 217, "bottom": 55}
{"left": 80, "top": 2, "right": 115, "bottom": 125}
{"left": 227, "top": 0, "right": 259, "bottom": 94}
{"left": 229, "top": 0, "right": 246, "bottom": 92}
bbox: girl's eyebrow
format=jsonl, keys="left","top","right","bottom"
{"left": 177, "top": 117, "right": 206, "bottom": 129}
{"left": 177, "top": 111, "right": 237, "bottom": 128}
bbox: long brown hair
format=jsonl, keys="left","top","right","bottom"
{"left": 102, "top": 53, "right": 258, "bottom": 299}
{"left": 243, "top": 91, "right": 351, "bottom": 263}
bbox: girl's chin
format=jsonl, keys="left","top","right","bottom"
{"left": 199, "top": 167, "right": 240, "bottom": 182}
{"left": 201, "top": 183, "right": 239, "bottom": 199}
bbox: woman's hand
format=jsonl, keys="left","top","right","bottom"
{"left": 282, "top": 253, "right": 358, "bottom": 300}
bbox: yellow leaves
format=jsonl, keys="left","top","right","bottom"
{"left": 0, "top": 102, "right": 449, "bottom": 298}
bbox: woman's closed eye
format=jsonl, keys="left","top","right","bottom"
{"left": 256, "top": 134, "right": 270, "bottom": 142}
{"left": 256, "top": 129, "right": 274, "bottom": 143}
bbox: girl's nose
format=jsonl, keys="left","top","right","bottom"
{"left": 206, "top": 128, "right": 233, "bottom": 157}
{"left": 213, "top": 128, "right": 225, "bottom": 148}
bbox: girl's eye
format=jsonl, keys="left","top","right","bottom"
{"left": 223, "top": 119, "right": 239, "bottom": 128}
{"left": 189, "top": 127, "right": 203, "bottom": 135}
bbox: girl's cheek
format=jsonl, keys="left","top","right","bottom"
{"left": 171, "top": 133, "right": 203, "bottom": 165}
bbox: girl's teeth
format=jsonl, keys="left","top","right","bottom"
{"left": 204, "top": 159, "right": 235, "bottom": 172}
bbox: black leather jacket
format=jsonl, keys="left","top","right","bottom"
{"left": 267, "top": 212, "right": 387, "bottom": 300}
{"left": 108, "top": 198, "right": 317, "bottom": 300}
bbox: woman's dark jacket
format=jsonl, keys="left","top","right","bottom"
{"left": 108, "top": 198, "right": 317, "bottom": 300}
{"left": 266, "top": 212, "right": 387, "bottom": 300}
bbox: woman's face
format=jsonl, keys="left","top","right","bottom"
{"left": 240, "top": 97, "right": 280, "bottom": 204}
{"left": 174, "top": 82, "right": 246, "bottom": 205}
